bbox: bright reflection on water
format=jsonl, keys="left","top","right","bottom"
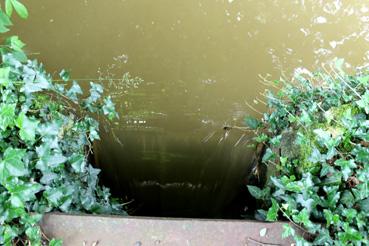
{"left": 14, "top": 0, "right": 369, "bottom": 217}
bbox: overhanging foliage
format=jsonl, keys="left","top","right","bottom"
{"left": 0, "top": 1, "right": 125, "bottom": 245}
{"left": 247, "top": 62, "right": 369, "bottom": 245}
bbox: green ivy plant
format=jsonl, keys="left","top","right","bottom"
{"left": 0, "top": 1, "right": 125, "bottom": 245}
{"left": 246, "top": 61, "right": 369, "bottom": 245}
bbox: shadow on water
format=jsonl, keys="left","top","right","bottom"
{"left": 95, "top": 122, "right": 258, "bottom": 218}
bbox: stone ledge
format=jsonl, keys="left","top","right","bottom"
{"left": 40, "top": 213, "right": 295, "bottom": 246}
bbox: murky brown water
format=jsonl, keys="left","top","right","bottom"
{"left": 13, "top": 0, "right": 369, "bottom": 217}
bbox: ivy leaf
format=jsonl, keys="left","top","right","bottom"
{"left": 102, "top": 96, "right": 118, "bottom": 120}
{"left": 285, "top": 181, "right": 303, "bottom": 193}
{"left": 292, "top": 208, "right": 311, "bottom": 227}
{"left": 282, "top": 224, "right": 295, "bottom": 238}
{"left": 270, "top": 135, "right": 282, "bottom": 146}
{"left": 356, "top": 165, "right": 369, "bottom": 182}
{"left": 0, "top": 103, "right": 16, "bottom": 131}
{"left": 352, "top": 182, "right": 369, "bottom": 201}
{"left": 10, "top": 195, "right": 24, "bottom": 207}
{"left": 49, "top": 239, "right": 63, "bottom": 246}
{"left": 0, "top": 67, "right": 11, "bottom": 86}
{"left": 358, "top": 75, "right": 369, "bottom": 86}
{"left": 313, "top": 228, "right": 333, "bottom": 245}
{"left": 43, "top": 187, "right": 64, "bottom": 207}
{"left": 66, "top": 81, "right": 83, "bottom": 102}
{"left": 340, "top": 190, "right": 355, "bottom": 207}
{"left": 40, "top": 172, "right": 58, "bottom": 185}
{"left": 255, "top": 209, "right": 267, "bottom": 221}
{"left": 356, "top": 91, "right": 369, "bottom": 114}
{"left": 23, "top": 70, "right": 50, "bottom": 94}
{"left": 266, "top": 198, "right": 279, "bottom": 221}
{"left": 309, "top": 148, "right": 325, "bottom": 164}
{"left": 352, "top": 145, "right": 369, "bottom": 164}
{"left": 342, "top": 208, "right": 357, "bottom": 221}
{"left": 20, "top": 213, "right": 43, "bottom": 226}
{"left": 88, "top": 82, "right": 103, "bottom": 102}
{"left": 69, "top": 154, "right": 86, "bottom": 173}
{"left": 358, "top": 198, "right": 369, "bottom": 213}
{"left": 4, "top": 205, "right": 25, "bottom": 222}
{"left": 2, "top": 225, "right": 18, "bottom": 245}
{"left": 323, "top": 209, "right": 340, "bottom": 226}
{"left": 89, "top": 125, "right": 100, "bottom": 141}
{"left": 320, "top": 163, "right": 334, "bottom": 177}
{"left": 334, "top": 159, "right": 356, "bottom": 181}
{"left": 247, "top": 185, "right": 270, "bottom": 200}
{"left": 59, "top": 69, "right": 70, "bottom": 81}
{"left": 11, "top": 0, "right": 28, "bottom": 19}
{"left": 296, "top": 194, "right": 315, "bottom": 213}
{"left": 15, "top": 112, "right": 40, "bottom": 143}
{"left": 6, "top": 36, "right": 25, "bottom": 51}
{"left": 46, "top": 152, "right": 67, "bottom": 169}
{"left": 36, "top": 145, "right": 67, "bottom": 171}
{"left": 0, "top": 9, "right": 12, "bottom": 33}
{"left": 322, "top": 186, "right": 341, "bottom": 208}
{"left": 338, "top": 224, "right": 363, "bottom": 244}
{"left": 87, "top": 165, "right": 100, "bottom": 188}
{"left": 299, "top": 110, "right": 312, "bottom": 126}
{"left": 80, "top": 190, "right": 97, "bottom": 211}
{"left": 7, "top": 182, "right": 42, "bottom": 202}
{"left": 25, "top": 225, "right": 41, "bottom": 243}
{"left": 244, "top": 116, "right": 261, "bottom": 129}
{"left": 313, "top": 128, "right": 331, "bottom": 145}
{"left": 0, "top": 147, "right": 27, "bottom": 182}
{"left": 5, "top": 0, "right": 13, "bottom": 16}
{"left": 262, "top": 148, "right": 275, "bottom": 162}
{"left": 254, "top": 133, "right": 268, "bottom": 143}
{"left": 322, "top": 172, "right": 342, "bottom": 186}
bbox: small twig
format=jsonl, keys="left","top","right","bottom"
{"left": 13, "top": 238, "right": 20, "bottom": 246}
{"left": 279, "top": 208, "right": 310, "bottom": 236}
{"left": 40, "top": 229, "right": 50, "bottom": 242}
{"left": 223, "top": 125, "right": 253, "bottom": 132}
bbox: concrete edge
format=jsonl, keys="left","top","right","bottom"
{"left": 40, "top": 213, "right": 296, "bottom": 246}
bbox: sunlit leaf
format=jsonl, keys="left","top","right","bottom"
{"left": 15, "top": 112, "right": 40, "bottom": 143}
{"left": 0, "top": 9, "right": 12, "bottom": 33}
{"left": 59, "top": 69, "right": 70, "bottom": 81}
{"left": 5, "top": 0, "right": 13, "bottom": 16}
{"left": 0, "top": 147, "right": 27, "bottom": 182}
{"left": 0, "top": 103, "right": 16, "bottom": 131}
{"left": 0, "top": 67, "right": 11, "bottom": 86}
{"left": 266, "top": 198, "right": 279, "bottom": 221}
{"left": 6, "top": 36, "right": 25, "bottom": 51}
{"left": 11, "top": 0, "right": 28, "bottom": 19}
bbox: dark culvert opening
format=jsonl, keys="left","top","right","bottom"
{"left": 93, "top": 127, "right": 265, "bottom": 219}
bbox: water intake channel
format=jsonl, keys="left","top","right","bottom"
{"left": 13, "top": 0, "right": 369, "bottom": 218}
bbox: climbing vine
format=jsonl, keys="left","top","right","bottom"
{"left": 0, "top": 1, "right": 125, "bottom": 245}
{"left": 246, "top": 61, "right": 369, "bottom": 245}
